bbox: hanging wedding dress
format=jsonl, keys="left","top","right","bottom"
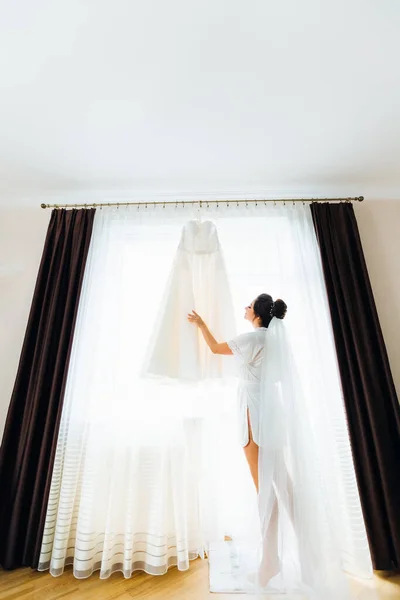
{"left": 141, "top": 219, "right": 236, "bottom": 381}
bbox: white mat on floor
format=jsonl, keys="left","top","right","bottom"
{"left": 208, "top": 541, "right": 302, "bottom": 596}
{"left": 208, "top": 541, "right": 380, "bottom": 599}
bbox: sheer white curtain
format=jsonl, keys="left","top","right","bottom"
{"left": 38, "top": 203, "right": 372, "bottom": 585}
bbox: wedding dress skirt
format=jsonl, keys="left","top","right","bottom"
{"left": 141, "top": 220, "right": 236, "bottom": 381}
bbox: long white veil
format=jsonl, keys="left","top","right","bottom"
{"left": 208, "top": 317, "right": 363, "bottom": 597}
{"left": 255, "top": 318, "right": 351, "bottom": 597}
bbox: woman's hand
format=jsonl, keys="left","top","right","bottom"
{"left": 187, "top": 311, "right": 232, "bottom": 354}
{"left": 187, "top": 310, "right": 204, "bottom": 328}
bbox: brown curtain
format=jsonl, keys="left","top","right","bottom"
{"left": 0, "top": 208, "right": 95, "bottom": 569}
{"left": 311, "top": 202, "right": 400, "bottom": 570}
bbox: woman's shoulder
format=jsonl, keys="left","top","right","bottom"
{"left": 233, "top": 327, "right": 266, "bottom": 340}
{"left": 228, "top": 329, "right": 266, "bottom": 362}
{"left": 253, "top": 327, "right": 267, "bottom": 338}
{"left": 228, "top": 329, "right": 266, "bottom": 350}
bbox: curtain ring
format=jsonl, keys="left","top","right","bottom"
{"left": 163, "top": 202, "right": 166, "bottom": 209}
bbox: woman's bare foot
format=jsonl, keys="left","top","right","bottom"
{"left": 258, "top": 555, "right": 281, "bottom": 587}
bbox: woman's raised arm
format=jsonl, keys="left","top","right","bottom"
{"left": 187, "top": 310, "right": 233, "bottom": 355}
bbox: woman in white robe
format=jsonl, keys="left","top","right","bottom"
{"left": 188, "top": 294, "right": 353, "bottom": 598}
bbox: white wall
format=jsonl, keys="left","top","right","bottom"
{"left": 0, "top": 201, "right": 399, "bottom": 440}
{"left": 0, "top": 207, "right": 51, "bottom": 439}
{"left": 354, "top": 200, "right": 400, "bottom": 397}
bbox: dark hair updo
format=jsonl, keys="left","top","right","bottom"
{"left": 253, "top": 293, "right": 287, "bottom": 328}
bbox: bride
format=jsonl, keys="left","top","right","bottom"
{"left": 188, "top": 293, "right": 352, "bottom": 598}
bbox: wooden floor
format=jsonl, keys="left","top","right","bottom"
{"left": 0, "top": 560, "right": 399, "bottom": 600}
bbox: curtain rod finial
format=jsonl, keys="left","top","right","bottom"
{"left": 358, "top": 196, "right": 364, "bottom": 202}
{"left": 41, "top": 203, "right": 47, "bottom": 209}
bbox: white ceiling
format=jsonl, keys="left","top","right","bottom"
{"left": 0, "top": 0, "right": 399, "bottom": 205}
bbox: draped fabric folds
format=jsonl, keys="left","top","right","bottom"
{"left": 36, "top": 204, "right": 374, "bottom": 599}
{"left": 0, "top": 209, "right": 95, "bottom": 569}
{"left": 311, "top": 202, "right": 400, "bottom": 570}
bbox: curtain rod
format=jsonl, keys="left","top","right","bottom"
{"left": 40, "top": 196, "right": 364, "bottom": 209}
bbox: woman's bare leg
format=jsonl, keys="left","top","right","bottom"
{"left": 243, "top": 410, "right": 280, "bottom": 586}
{"left": 243, "top": 410, "right": 259, "bottom": 492}
{"left": 259, "top": 489, "right": 280, "bottom": 586}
